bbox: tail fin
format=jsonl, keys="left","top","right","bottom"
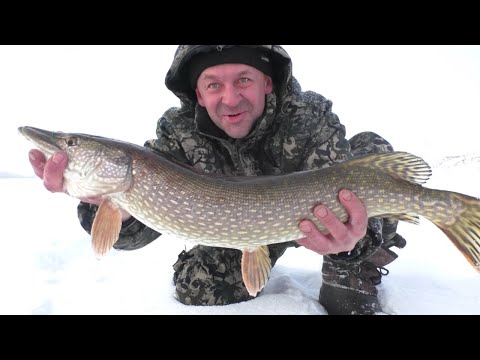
{"left": 431, "top": 192, "right": 480, "bottom": 272}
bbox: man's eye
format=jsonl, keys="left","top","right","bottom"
{"left": 238, "top": 77, "right": 250, "bottom": 84}
{"left": 207, "top": 83, "right": 220, "bottom": 89}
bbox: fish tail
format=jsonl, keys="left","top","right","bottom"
{"left": 429, "top": 192, "right": 480, "bottom": 272}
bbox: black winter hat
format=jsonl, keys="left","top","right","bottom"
{"left": 188, "top": 46, "right": 273, "bottom": 89}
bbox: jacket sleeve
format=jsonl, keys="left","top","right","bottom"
{"left": 76, "top": 108, "right": 189, "bottom": 251}
{"left": 297, "top": 97, "right": 352, "bottom": 172}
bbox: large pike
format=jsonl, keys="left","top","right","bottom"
{"left": 19, "top": 126, "right": 480, "bottom": 296}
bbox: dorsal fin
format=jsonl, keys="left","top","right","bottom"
{"left": 338, "top": 151, "right": 432, "bottom": 185}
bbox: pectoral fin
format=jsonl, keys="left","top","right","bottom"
{"left": 91, "top": 199, "right": 122, "bottom": 259}
{"left": 241, "top": 246, "right": 272, "bottom": 297}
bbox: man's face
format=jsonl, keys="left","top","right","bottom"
{"left": 195, "top": 63, "right": 273, "bottom": 139}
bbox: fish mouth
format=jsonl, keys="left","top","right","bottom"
{"left": 18, "top": 126, "right": 63, "bottom": 157}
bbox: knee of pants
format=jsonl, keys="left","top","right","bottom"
{"left": 349, "top": 131, "right": 394, "bottom": 156}
{"left": 172, "top": 245, "right": 252, "bottom": 306}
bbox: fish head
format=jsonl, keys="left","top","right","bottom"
{"left": 19, "top": 126, "right": 133, "bottom": 198}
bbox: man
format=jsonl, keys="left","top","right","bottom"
{"left": 28, "top": 45, "right": 406, "bottom": 315}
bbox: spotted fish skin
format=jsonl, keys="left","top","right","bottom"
{"left": 19, "top": 126, "right": 480, "bottom": 295}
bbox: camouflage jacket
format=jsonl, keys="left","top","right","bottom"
{"left": 78, "top": 45, "right": 390, "bottom": 264}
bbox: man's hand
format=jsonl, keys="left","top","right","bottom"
{"left": 296, "top": 189, "right": 368, "bottom": 255}
{"left": 29, "top": 149, "right": 68, "bottom": 193}
{"left": 28, "top": 149, "right": 132, "bottom": 222}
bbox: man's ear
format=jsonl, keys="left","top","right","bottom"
{"left": 265, "top": 75, "right": 273, "bottom": 95}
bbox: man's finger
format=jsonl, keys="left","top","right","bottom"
{"left": 338, "top": 189, "right": 368, "bottom": 236}
{"left": 43, "top": 152, "right": 67, "bottom": 193}
{"left": 29, "top": 149, "right": 46, "bottom": 179}
{"left": 313, "top": 204, "right": 348, "bottom": 241}
{"left": 298, "top": 219, "right": 334, "bottom": 254}
{"left": 296, "top": 234, "right": 331, "bottom": 255}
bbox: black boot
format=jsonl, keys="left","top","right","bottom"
{"left": 319, "top": 234, "right": 406, "bottom": 315}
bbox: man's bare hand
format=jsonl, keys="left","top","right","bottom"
{"left": 28, "top": 149, "right": 132, "bottom": 222}
{"left": 29, "top": 149, "right": 67, "bottom": 193}
{"left": 296, "top": 189, "right": 368, "bottom": 255}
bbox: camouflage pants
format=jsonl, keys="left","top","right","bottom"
{"left": 172, "top": 131, "right": 398, "bottom": 306}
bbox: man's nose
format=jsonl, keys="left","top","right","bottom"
{"left": 222, "top": 85, "right": 241, "bottom": 107}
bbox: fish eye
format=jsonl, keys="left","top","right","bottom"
{"left": 65, "top": 137, "right": 78, "bottom": 147}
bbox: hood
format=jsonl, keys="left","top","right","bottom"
{"left": 165, "top": 45, "right": 292, "bottom": 108}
